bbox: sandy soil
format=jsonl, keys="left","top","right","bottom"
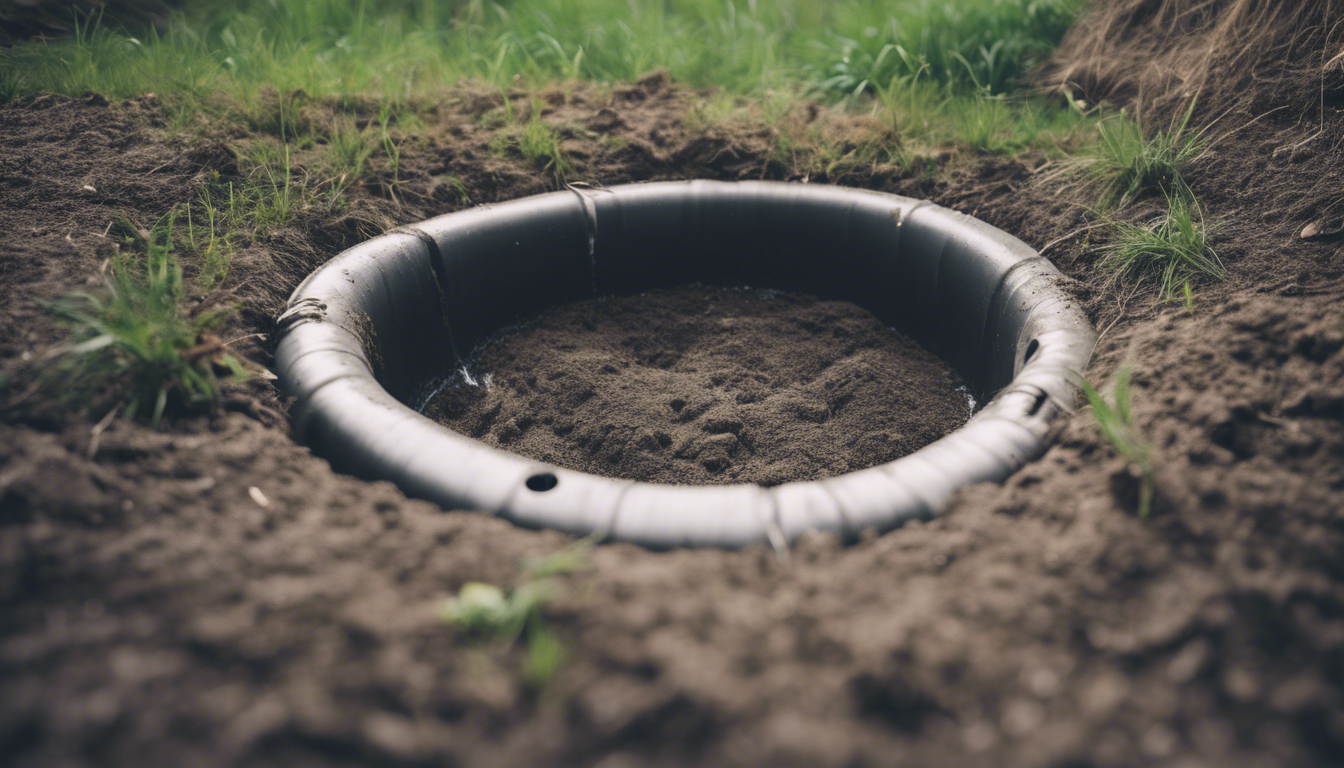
{"left": 2, "top": 50, "right": 1343, "bottom": 768}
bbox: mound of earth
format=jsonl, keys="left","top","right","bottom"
{"left": 425, "top": 286, "right": 970, "bottom": 486}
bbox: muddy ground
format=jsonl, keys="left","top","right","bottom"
{"left": 2, "top": 62, "right": 1343, "bottom": 768}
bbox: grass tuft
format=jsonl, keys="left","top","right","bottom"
{"left": 1097, "top": 194, "right": 1223, "bottom": 302}
{"left": 323, "top": 116, "right": 378, "bottom": 196}
{"left": 42, "top": 214, "right": 246, "bottom": 426}
{"left": 1080, "top": 368, "right": 1154, "bottom": 518}
{"left": 490, "top": 100, "right": 571, "bottom": 184}
{"left": 1086, "top": 101, "right": 1209, "bottom": 208}
{"left": 233, "top": 142, "right": 300, "bottom": 233}
{"left": 182, "top": 181, "right": 241, "bottom": 291}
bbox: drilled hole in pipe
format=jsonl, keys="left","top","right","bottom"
{"left": 1024, "top": 338, "right": 1040, "bottom": 364}
{"left": 526, "top": 473, "right": 559, "bottom": 492}
{"left": 1027, "top": 389, "right": 1049, "bottom": 417}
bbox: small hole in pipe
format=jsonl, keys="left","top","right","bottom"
{"left": 1024, "top": 338, "right": 1040, "bottom": 364}
{"left": 526, "top": 473, "right": 559, "bottom": 492}
{"left": 1027, "top": 390, "right": 1049, "bottom": 417}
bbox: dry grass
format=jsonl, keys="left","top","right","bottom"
{"left": 1043, "top": 0, "right": 1344, "bottom": 120}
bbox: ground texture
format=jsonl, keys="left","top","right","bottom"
{"left": 3, "top": 15, "right": 1344, "bottom": 768}
{"left": 426, "top": 285, "right": 970, "bottom": 486}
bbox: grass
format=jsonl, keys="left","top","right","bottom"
{"left": 1083, "top": 100, "right": 1210, "bottom": 208}
{"left": 182, "top": 183, "right": 238, "bottom": 292}
{"left": 800, "top": 0, "right": 1080, "bottom": 100}
{"left": 322, "top": 116, "right": 379, "bottom": 197}
{"left": 878, "top": 81, "right": 1092, "bottom": 156}
{"left": 42, "top": 215, "right": 247, "bottom": 426}
{"left": 1060, "top": 98, "right": 1226, "bottom": 303}
{"left": 440, "top": 535, "right": 598, "bottom": 686}
{"left": 233, "top": 142, "right": 302, "bottom": 232}
{"left": 1080, "top": 368, "right": 1154, "bottom": 518}
{"left": 1097, "top": 194, "right": 1223, "bottom": 302}
{"left": 490, "top": 99, "right": 572, "bottom": 184}
{"left": 1, "top": 1, "right": 1101, "bottom": 184}
{"left": 0, "top": 0, "right": 1084, "bottom": 108}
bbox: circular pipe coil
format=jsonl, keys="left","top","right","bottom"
{"left": 274, "top": 181, "right": 1096, "bottom": 548}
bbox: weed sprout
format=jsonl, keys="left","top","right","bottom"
{"left": 440, "top": 535, "right": 599, "bottom": 686}
{"left": 1080, "top": 368, "right": 1154, "bottom": 518}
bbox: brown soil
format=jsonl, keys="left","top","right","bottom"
{"left": 3, "top": 5, "right": 1344, "bottom": 764}
{"left": 425, "top": 286, "right": 969, "bottom": 486}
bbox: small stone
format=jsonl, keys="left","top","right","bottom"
{"left": 1140, "top": 724, "right": 1178, "bottom": 757}
{"left": 1028, "top": 668, "right": 1060, "bottom": 697}
{"left": 962, "top": 721, "right": 999, "bottom": 752}
{"left": 1001, "top": 698, "right": 1045, "bottom": 736}
{"left": 1223, "top": 666, "right": 1260, "bottom": 702}
{"left": 1082, "top": 672, "right": 1130, "bottom": 714}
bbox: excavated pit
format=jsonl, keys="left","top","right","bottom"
{"left": 274, "top": 180, "right": 1096, "bottom": 548}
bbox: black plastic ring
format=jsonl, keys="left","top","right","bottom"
{"left": 274, "top": 181, "right": 1095, "bottom": 548}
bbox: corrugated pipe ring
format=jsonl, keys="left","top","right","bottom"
{"left": 274, "top": 181, "right": 1096, "bottom": 549}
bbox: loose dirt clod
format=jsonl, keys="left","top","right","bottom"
{"left": 426, "top": 285, "right": 970, "bottom": 486}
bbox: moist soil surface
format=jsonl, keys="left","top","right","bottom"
{"left": 425, "top": 286, "right": 970, "bottom": 486}
{"left": 3, "top": 49, "right": 1344, "bottom": 768}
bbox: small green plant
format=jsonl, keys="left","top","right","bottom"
{"left": 1080, "top": 368, "right": 1154, "bottom": 518}
{"left": 43, "top": 215, "right": 246, "bottom": 426}
{"left": 516, "top": 104, "right": 571, "bottom": 184}
{"left": 444, "top": 174, "right": 472, "bottom": 207}
{"left": 182, "top": 185, "right": 238, "bottom": 292}
{"left": 440, "top": 535, "right": 597, "bottom": 686}
{"left": 442, "top": 581, "right": 563, "bottom": 684}
{"left": 1097, "top": 194, "right": 1223, "bottom": 301}
{"left": 376, "top": 103, "right": 404, "bottom": 196}
{"left": 1087, "top": 101, "right": 1209, "bottom": 208}
{"left": 324, "top": 116, "right": 378, "bottom": 197}
{"left": 232, "top": 141, "right": 300, "bottom": 234}
{"left": 490, "top": 100, "right": 571, "bottom": 185}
